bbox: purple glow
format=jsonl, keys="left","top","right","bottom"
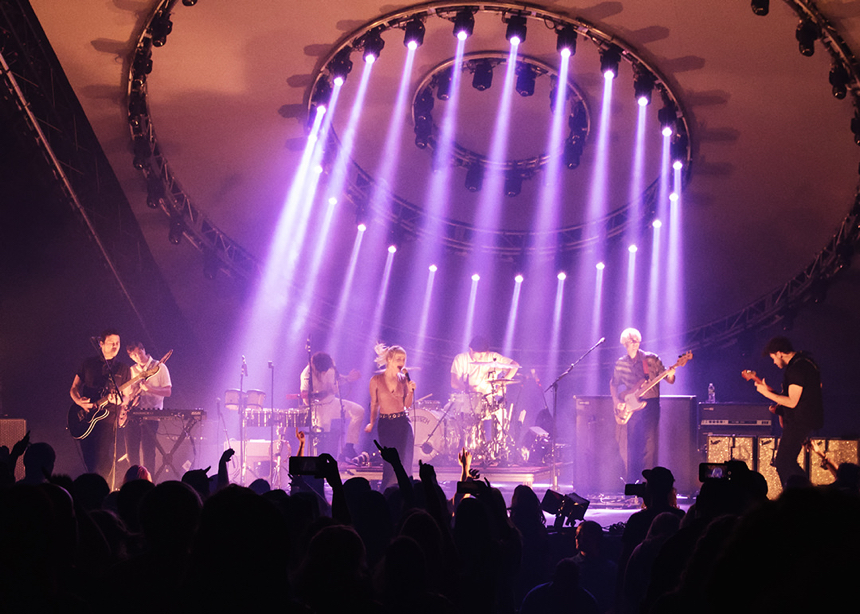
{"left": 623, "top": 244, "right": 637, "bottom": 326}
{"left": 413, "top": 266, "right": 437, "bottom": 360}
{"left": 367, "top": 249, "right": 397, "bottom": 350}
{"left": 548, "top": 274, "right": 566, "bottom": 379}
{"left": 502, "top": 277, "right": 522, "bottom": 355}
{"left": 462, "top": 275, "right": 480, "bottom": 351}
{"left": 646, "top": 130, "right": 673, "bottom": 342}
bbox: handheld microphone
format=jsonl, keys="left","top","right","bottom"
{"left": 402, "top": 368, "right": 411, "bottom": 383}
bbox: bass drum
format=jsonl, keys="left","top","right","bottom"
{"left": 411, "top": 408, "right": 457, "bottom": 464}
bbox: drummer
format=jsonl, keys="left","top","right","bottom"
{"left": 300, "top": 352, "right": 364, "bottom": 460}
{"left": 450, "top": 335, "right": 520, "bottom": 396}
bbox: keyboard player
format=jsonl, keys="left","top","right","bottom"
{"left": 121, "top": 341, "right": 172, "bottom": 473}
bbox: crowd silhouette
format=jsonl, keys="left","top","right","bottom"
{"left": 1, "top": 433, "right": 858, "bottom": 613}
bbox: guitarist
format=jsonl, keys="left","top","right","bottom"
{"left": 754, "top": 336, "right": 823, "bottom": 487}
{"left": 609, "top": 328, "right": 675, "bottom": 483}
{"left": 69, "top": 329, "right": 131, "bottom": 486}
{"left": 122, "top": 341, "right": 172, "bottom": 474}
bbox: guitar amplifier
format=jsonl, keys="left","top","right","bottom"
{"left": 699, "top": 403, "right": 776, "bottom": 437}
{"left": 808, "top": 439, "right": 859, "bottom": 486}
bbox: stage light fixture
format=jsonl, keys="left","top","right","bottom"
{"left": 363, "top": 27, "right": 385, "bottom": 63}
{"left": 658, "top": 101, "right": 676, "bottom": 136}
{"left": 596, "top": 262, "right": 605, "bottom": 271}
{"left": 146, "top": 176, "right": 165, "bottom": 209}
{"left": 557, "top": 271, "right": 567, "bottom": 280}
{"left": 388, "top": 244, "right": 397, "bottom": 254}
{"left": 311, "top": 75, "right": 333, "bottom": 109}
{"left": 796, "top": 19, "right": 818, "bottom": 57}
{"left": 465, "top": 164, "right": 484, "bottom": 192}
{"left": 515, "top": 274, "right": 524, "bottom": 283}
{"left": 563, "top": 137, "right": 584, "bottom": 169}
{"left": 150, "top": 11, "right": 173, "bottom": 47}
{"left": 515, "top": 63, "right": 537, "bottom": 97}
{"left": 628, "top": 244, "right": 638, "bottom": 253}
{"left": 435, "top": 68, "right": 452, "bottom": 100}
{"left": 414, "top": 114, "right": 433, "bottom": 149}
{"left": 852, "top": 105, "right": 860, "bottom": 145}
{"left": 671, "top": 130, "right": 688, "bottom": 166}
{"left": 453, "top": 9, "right": 475, "bottom": 40}
{"left": 751, "top": 0, "right": 768, "bottom": 16}
{"left": 403, "top": 17, "right": 425, "bottom": 49}
{"left": 504, "top": 172, "right": 523, "bottom": 197}
{"left": 182, "top": 0, "right": 198, "bottom": 6}
{"left": 429, "top": 264, "right": 438, "bottom": 272}
{"left": 599, "top": 45, "right": 621, "bottom": 79}
{"left": 556, "top": 25, "right": 577, "bottom": 56}
{"left": 633, "top": 64, "right": 655, "bottom": 105}
{"left": 168, "top": 217, "right": 185, "bottom": 245}
{"left": 472, "top": 60, "right": 494, "bottom": 91}
{"left": 329, "top": 48, "right": 353, "bottom": 82}
{"left": 132, "top": 136, "right": 150, "bottom": 170}
{"left": 506, "top": 15, "right": 527, "bottom": 45}
{"left": 414, "top": 87, "right": 434, "bottom": 118}
{"left": 830, "top": 63, "right": 850, "bottom": 99}
{"left": 652, "top": 219, "right": 662, "bottom": 229}
{"left": 472, "top": 273, "right": 481, "bottom": 281}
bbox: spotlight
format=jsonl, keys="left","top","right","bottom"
{"left": 669, "top": 192, "right": 679, "bottom": 202}
{"left": 132, "top": 135, "right": 150, "bottom": 170}
{"left": 628, "top": 244, "right": 638, "bottom": 253}
{"left": 453, "top": 9, "right": 475, "bottom": 40}
{"left": 182, "top": 0, "right": 198, "bottom": 6}
{"left": 851, "top": 105, "right": 860, "bottom": 145}
{"left": 435, "top": 68, "right": 452, "bottom": 100}
{"left": 596, "top": 262, "right": 605, "bottom": 270}
{"left": 357, "top": 223, "right": 367, "bottom": 232}
{"left": 671, "top": 130, "right": 688, "bottom": 166}
{"left": 429, "top": 264, "right": 438, "bottom": 272}
{"left": 356, "top": 203, "right": 369, "bottom": 229}
{"left": 751, "top": 0, "right": 769, "bottom": 16}
{"left": 563, "top": 137, "right": 584, "bottom": 169}
{"left": 168, "top": 217, "right": 185, "bottom": 245}
{"left": 652, "top": 219, "right": 662, "bottom": 228}
{"left": 471, "top": 273, "right": 480, "bottom": 281}
{"left": 388, "top": 244, "right": 397, "bottom": 254}
{"left": 414, "top": 114, "right": 433, "bottom": 149}
{"left": 504, "top": 172, "right": 523, "bottom": 197}
{"left": 569, "top": 101, "right": 588, "bottom": 136}
{"left": 329, "top": 48, "right": 353, "bottom": 83}
{"left": 673, "top": 160, "right": 683, "bottom": 171}
{"left": 403, "top": 17, "right": 425, "bottom": 49}
{"left": 328, "top": 196, "right": 338, "bottom": 205}
{"left": 633, "top": 64, "right": 655, "bottom": 105}
{"left": 557, "top": 271, "right": 567, "bottom": 280}
{"left": 472, "top": 60, "right": 494, "bottom": 91}
{"left": 465, "top": 164, "right": 484, "bottom": 192}
{"left": 132, "top": 43, "right": 153, "bottom": 84}
{"left": 150, "top": 11, "right": 172, "bottom": 47}
{"left": 414, "top": 87, "right": 434, "bottom": 118}
{"left": 796, "top": 19, "right": 818, "bottom": 57}
{"left": 599, "top": 45, "right": 621, "bottom": 79}
{"left": 515, "top": 63, "right": 537, "bottom": 97}
{"left": 506, "top": 15, "right": 527, "bottom": 45}
{"left": 658, "top": 101, "right": 676, "bottom": 136}
{"left": 363, "top": 27, "right": 385, "bottom": 63}
{"left": 556, "top": 25, "right": 577, "bottom": 56}
{"left": 830, "top": 63, "right": 850, "bottom": 100}
{"left": 515, "top": 274, "right": 524, "bottom": 283}
{"left": 311, "top": 75, "right": 333, "bottom": 108}
{"left": 146, "top": 175, "right": 165, "bottom": 209}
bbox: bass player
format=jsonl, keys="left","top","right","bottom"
{"left": 609, "top": 328, "right": 676, "bottom": 483}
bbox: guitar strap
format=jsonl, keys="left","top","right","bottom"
{"left": 641, "top": 355, "right": 649, "bottom": 378}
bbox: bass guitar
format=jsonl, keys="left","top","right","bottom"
{"left": 740, "top": 370, "right": 784, "bottom": 427}
{"left": 614, "top": 351, "right": 692, "bottom": 425}
{"left": 68, "top": 350, "right": 173, "bottom": 439}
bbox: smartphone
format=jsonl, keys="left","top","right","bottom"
{"left": 289, "top": 456, "right": 324, "bottom": 478}
{"left": 457, "top": 480, "right": 482, "bottom": 494}
{"left": 699, "top": 462, "right": 729, "bottom": 482}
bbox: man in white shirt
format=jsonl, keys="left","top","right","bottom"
{"left": 300, "top": 352, "right": 363, "bottom": 459}
{"left": 450, "top": 335, "right": 520, "bottom": 396}
{"left": 124, "top": 341, "right": 172, "bottom": 472}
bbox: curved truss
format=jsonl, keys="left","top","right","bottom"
{"left": 125, "top": 0, "right": 860, "bottom": 350}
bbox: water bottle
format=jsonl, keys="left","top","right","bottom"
{"left": 707, "top": 382, "right": 716, "bottom": 403}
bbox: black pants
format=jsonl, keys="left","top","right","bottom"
{"left": 378, "top": 413, "right": 413, "bottom": 491}
{"left": 775, "top": 423, "right": 810, "bottom": 486}
{"left": 618, "top": 398, "right": 659, "bottom": 483}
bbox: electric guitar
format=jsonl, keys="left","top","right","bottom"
{"left": 803, "top": 438, "right": 838, "bottom": 479}
{"left": 614, "top": 351, "right": 692, "bottom": 425}
{"left": 68, "top": 350, "right": 173, "bottom": 439}
{"left": 740, "top": 370, "right": 784, "bottom": 427}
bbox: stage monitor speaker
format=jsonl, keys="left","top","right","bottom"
{"left": 699, "top": 403, "right": 776, "bottom": 438}
{"left": 0, "top": 418, "right": 26, "bottom": 481}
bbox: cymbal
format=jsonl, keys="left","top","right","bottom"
{"left": 488, "top": 378, "right": 522, "bottom": 385}
{"left": 469, "top": 361, "right": 518, "bottom": 368}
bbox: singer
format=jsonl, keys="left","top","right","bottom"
{"left": 609, "top": 328, "right": 676, "bottom": 483}
{"left": 367, "top": 342, "right": 415, "bottom": 490}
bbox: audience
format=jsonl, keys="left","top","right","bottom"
{"left": 1, "top": 430, "right": 857, "bottom": 614}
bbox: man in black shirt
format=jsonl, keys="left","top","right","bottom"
{"left": 754, "top": 336, "right": 823, "bottom": 486}
{"left": 69, "top": 329, "right": 131, "bottom": 487}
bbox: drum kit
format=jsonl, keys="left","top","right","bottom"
{"left": 412, "top": 365, "right": 523, "bottom": 465}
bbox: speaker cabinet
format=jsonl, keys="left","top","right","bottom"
{"left": 807, "top": 439, "right": 858, "bottom": 486}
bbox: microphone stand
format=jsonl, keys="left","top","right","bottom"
{"left": 269, "top": 361, "right": 275, "bottom": 487}
{"left": 545, "top": 337, "right": 605, "bottom": 491}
